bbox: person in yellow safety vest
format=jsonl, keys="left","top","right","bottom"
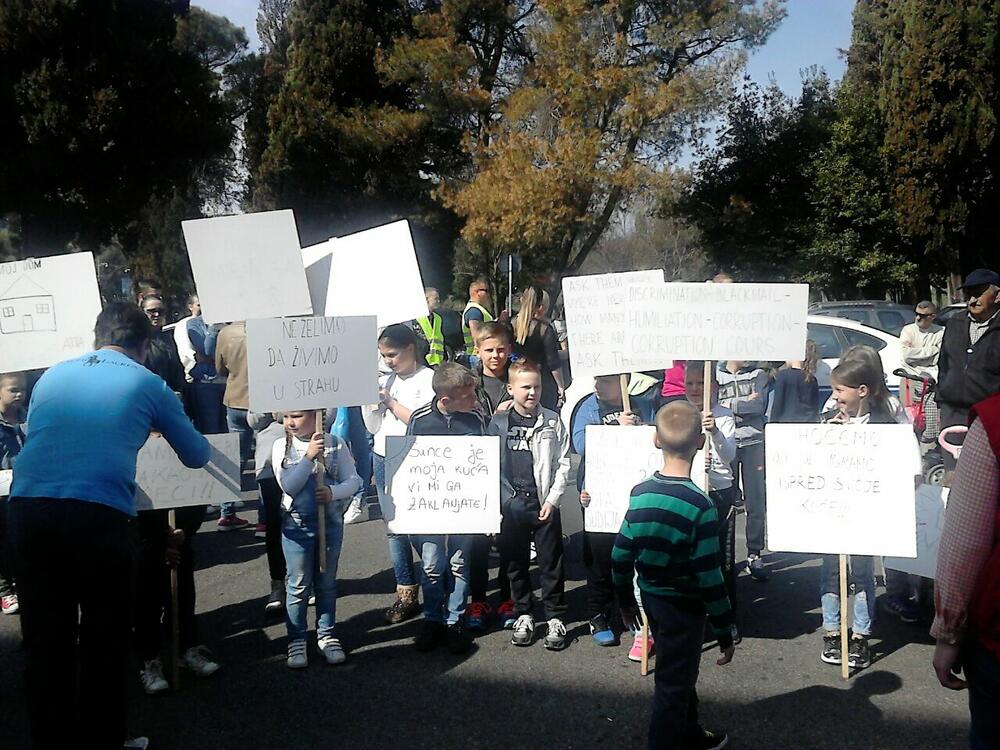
{"left": 415, "top": 287, "right": 446, "bottom": 366}
{"left": 462, "top": 277, "right": 494, "bottom": 356}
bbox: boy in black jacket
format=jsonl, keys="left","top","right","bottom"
{"left": 407, "top": 363, "right": 488, "bottom": 654}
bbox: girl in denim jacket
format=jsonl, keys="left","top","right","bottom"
{"left": 272, "top": 411, "right": 361, "bottom": 668}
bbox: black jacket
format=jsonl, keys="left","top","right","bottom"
{"left": 936, "top": 312, "right": 1000, "bottom": 414}
{"left": 407, "top": 399, "right": 487, "bottom": 437}
{"left": 145, "top": 330, "right": 186, "bottom": 395}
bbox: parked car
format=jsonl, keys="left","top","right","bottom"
{"left": 808, "top": 300, "right": 913, "bottom": 336}
{"left": 934, "top": 303, "right": 965, "bottom": 326}
{"left": 560, "top": 315, "right": 903, "bottom": 431}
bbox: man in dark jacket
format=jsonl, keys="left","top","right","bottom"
{"left": 936, "top": 268, "right": 1000, "bottom": 468}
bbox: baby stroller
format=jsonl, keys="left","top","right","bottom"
{"left": 893, "top": 369, "right": 945, "bottom": 485}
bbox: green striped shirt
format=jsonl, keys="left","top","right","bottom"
{"left": 611, "top": 473, "right": 733, "bottom": 640}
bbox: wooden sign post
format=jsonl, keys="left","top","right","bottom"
{"left": 839, "top": 554, "right": 849, "bottom": 679}
{"left": 169, "top": 508, "right": 181, "bottom": 688}
{"left": 316, "top": 410, "right": 327, "bottom": 573}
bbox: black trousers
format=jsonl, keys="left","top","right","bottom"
{"left": 7, "top": 497, "right": 137, "bottom": 750}
{"left": 499, "top": 493, "right": 566, "bottom": 619}
{"left": 710, "top": 485, "right": 739, "bottom": 619}
{"left": 468, "top": 533, "right": 510, "bottom": 602}
{"left": 0, "top": 497, "right": 13, "bottom": 595}
{"left": 582, "top": 524, "right": 617, "bottom": 618}
{"left": 258, "top": 477, "right": 287, "bottom": 583}
{"left": 641, "top": 592, "right": 707, "bottom": 750}
{"left": 134, "top": 505, "right": 206, "bottom": 660}
{"left": 732, "top": 441, "right": 766, "bottom": 555}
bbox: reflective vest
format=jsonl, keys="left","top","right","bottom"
{"left": 462, "top": 302, "right": 494, "bottom": 355}
{"left": 416, "top": 313, "right": 445, "bottom": 366}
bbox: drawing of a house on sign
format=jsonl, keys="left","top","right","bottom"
{"left": 0, "top": 276, "right": 57, "bottom": 334}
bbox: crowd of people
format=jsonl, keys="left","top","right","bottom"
{"left": 1, "top": 269, "right": 999, "bottom": 750}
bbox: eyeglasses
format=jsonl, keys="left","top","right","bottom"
{"left": 144, "top": 308, "right": 164, "bottom": 317}
{"left": 915, "top": 312, "right": 934, "bottom": 320}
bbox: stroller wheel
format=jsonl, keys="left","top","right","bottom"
{"left": 925, "top": 463, "right": 946, "bottom": 486}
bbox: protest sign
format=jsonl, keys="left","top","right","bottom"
{"left": 583, "top": 426, "right": 706, "bottom": 533}
{"left": 320, "top": 220, "right": 428, "bottom": 327}
{"left": 562, "top": 270, "right": 667, "bottom": 377}
{"left": 0, "top": 252, "right": 102, "bottom": 371}
{"left": 765, "top": 423, "right": 918, "bottom": 557}
{"left": 382, "top": 435, "right": 501, "bottom": 534}
{"left": 0, "top": 469, "right": 11, "bottom": 496}
{"left": 246, "top": 315, "right": 378, "bottom": 413}
{"left": 625, "top": 281, "right": 809, "bottom": 362}
{"left": 302, "top": 241, "right": 333, "bottom": 318}
{"left": 134, "top": 433, "right": 241, "bottom": 511}
{"left": 182, "top": 209, "right": 312, "bottom": 324}
{"left": 885, "top": 485, "right": 949, "bottom": 579}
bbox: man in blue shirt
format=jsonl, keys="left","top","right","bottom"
{"left": 8, "top": 303, "right": 210, "bottom": 750}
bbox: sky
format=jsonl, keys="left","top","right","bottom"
{"left": 196, "top": 0, "right": 855, "bottom": 96}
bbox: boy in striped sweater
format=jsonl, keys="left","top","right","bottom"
{"left": 612, "top": 400, "right": 735, "bottom": 750}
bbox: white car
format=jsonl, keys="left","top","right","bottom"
{"left": 560, "top": 314, "right": 903, "bottom": 430}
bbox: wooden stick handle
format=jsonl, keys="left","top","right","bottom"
{"left": 840, "top": 553, "right": 849, "bottom": 679}
{"left": 619, "top": 374, "right": 631, "bottom": 414}
{"left": 169, "top": 508, "right": 180, "bottom": 689}
{"left": 640, "top": 611, "right": 650, "bottom": 677}
{"left": 703, "top": 361, "right": 713, "bottom": 471}
{"left": 316, "top": 410, "right": 327, "bottom": 573}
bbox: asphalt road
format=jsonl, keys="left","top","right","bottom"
{"left": 0, "top": 461, "right": 971, "bottom": 750}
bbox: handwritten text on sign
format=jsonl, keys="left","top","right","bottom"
{"left": 584, "top": 426, "right": 706, "bottom": 533}
{"left": 246, "top": 315, "right": 377, "bottom": 413}
{"left": 383, "top": 436, "right": 501, "bottom": 534}
{"left": 765, "top": 423, "right": 918, "bottom": 557}
{"left": 626, "top": 282, "right": 809, "bottom": 362}
{"left": 885, "top": 485, "right": 949, "bottom": 579}
{"left": 562, "top": 270, "right": 668, "bottom": 377}
{"left": 134, "top": 434, "right": 241, "bottom": 511}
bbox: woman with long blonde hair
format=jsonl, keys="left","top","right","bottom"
{"left": 513, "top": 284, "right": 566, "bottom": 410}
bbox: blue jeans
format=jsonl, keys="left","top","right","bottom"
{"left": 411, "top": 534, "right": 472, "bottom": 625}
{"left": 820, "top": 555, "right": 875, "bottom": 636}
{"left": 373, "top": 453, "right": 417, "bottom": 586}
{"left": 225, "top": 406, "right": 253, "bottom": 518}
{"left": 282, "top": 513, "right": 344, "bottom": 642}
{"left": 189, "top": 382, "right": 227, "bottom": 435}
{"left": 965, "top": 640, "right": 1000, "bottom": 750}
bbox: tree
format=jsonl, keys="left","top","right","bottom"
{"left": 0, "top": 0, "right": 235, "bottom": 255}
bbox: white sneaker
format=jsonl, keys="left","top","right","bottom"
{"left": 318, "top": 636, "right": 346, "bottom": 665}
{"left": 343, "top": 496, "right": 364, "bottom": 524}
{"left": 139, "top": 658, "right": 169, "bottom": 694}
{"left": 287, "top": 639, "right": 308, "bottom": 669}
{"left": 181, "top": 645, "right": 220, "bottom": 677}
{"left": 265, "top": 580, "right": 284, "bottom": 613}
{"left": 511, "top": 614, "right": 534, "bottom": 646}
{"left": 543, "top": 618, "right": 567, "bottom": 651}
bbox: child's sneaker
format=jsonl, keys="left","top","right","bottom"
{"left": 139, "top": 658, "right": 169, "bottom": 694}
{"left": 254, "top": 523, "right": 267, "bottom": 538}
{"left": 466, "top": 601, "right": 491, "bottom": 632}
{"left": 343, "top": 496, "right": 364, "bottom": 524}
{"left": 318, "top": 636, "right": 346, "bottom": 665}
{"left": 181, "top": 646, "right": 220, "bottom": 677}
{"left": 511, "top": 614, "right": 534, "bottom": 646}
{"left": 543, "top": 618, "right": 567, "bottom": 651}
{"left": 848, "top": 635, "right": 871, "bottom": 669}
{"left": 447, "top": 622, "right": 471, "bottom": 654}
{"left": 287, "top": 639, "right": 308, "bottom": 669}
{"left": 496, "top": 599, "right": 517, "bottom": 629}
{"left": 628, "top": 630, "right": 654, "bottom": 662}
{"left": 1, "top": 592, "right": 18, "bottom": 615}
{"left": 821, "top": 632, "right": 842, "bottom": 665}
{"left": 694, "top": 727, "right": 729, "bottom": 750}
{"left": 384, "top": 584, "right": 421, "bottom": 624}
{"left": 882, "top": 594, "right": 920, "bottom": 624}
{"left": 414, "top": 621, "right": 447, "bottom": 652}
{"left": 217, "top": 515, "right": 249, "bottom": 532}
{"left": 589, "top": 613, "right": 619, "bottom": 646}
{"left": 265, "top": 580, "right": 284, "bottom": 613}
{"left": 747, "top": 553, "right": 769, "bottom": 581}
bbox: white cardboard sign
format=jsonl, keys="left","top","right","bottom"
{"left": 302, "top": 241, "right": 333, "bottom": 320}
{"left": 885, "top": 485, "right": 949, "bottom": 579}
{"left": 182, "top": 210, "right": 313, "bottom": 324}
{"left": 246, "top": 315, "right": 378, "bottom": 413}
{"left": 562, "top": 270, "right": 668, "bottom": 377}
{"left": 320, "top": 220, "right": 428, "bottom": 327}
{"left": 583, "top": 425, "right": 706, "bottom": 533}
{"left": 0, "top": 469, "right": 11, "bottom": 496}
{"left": 0, "top": 253, "right": 102, "bottom": 371}
{"left": 625, "top": 282, "right": 809, "bottom": 362}
{"left": 765, "top": 423, "right": 918, "bottom": 557}
{"left": 134, "top": 433, "right": 241, "bottom": 511}
{"left": 383, "top": 435, "right": 501, "bottom": 534}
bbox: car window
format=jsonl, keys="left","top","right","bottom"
{"left": 835, "top": 309, "right": 869, "bottom": 325}
{"left": 841, "top": 328, "right": 888, "bottom": 351}
{"left": 876, "top": 311, "right": 907, "bottom": 336}
{"left": 806, "top": 323, "right": 842, "bottom": 359}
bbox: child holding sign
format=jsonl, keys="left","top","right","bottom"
{"left": 573, "top": 373, "right": 649, "bottom": 647}
{"left": 273, "top": 411, "right": 361, "bottom": 668}
{"left": 489, "top": 360, "right": 571, "bottom": 650}
{"left": 613, "top": 401, "right": 735, "bottom": 750}
{"left": 406, "top": 363, "right": 488, "bottom": 654}
{"left": 818, "top": 354, "right": 896, "bottom": 670}
{"left": 0, "top": 372, "right": 25, "bottom": 615}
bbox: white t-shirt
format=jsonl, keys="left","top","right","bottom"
{"left": 362, "top": 366, "right": 435, "bottom": 456}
